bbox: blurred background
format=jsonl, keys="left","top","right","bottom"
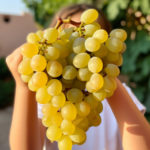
{"left": 0, "top": 0, "right": 150, "bottom": 149}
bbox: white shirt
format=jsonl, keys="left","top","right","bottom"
{"left": 37, "top": 83, "right": 146, "bottom": 150}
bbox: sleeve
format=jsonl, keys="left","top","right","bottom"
{"left": 122, "top": 83, "right": 146, "bottom": 114}
{"left": 37, "top": 103, "right": 43, "bottom": 119}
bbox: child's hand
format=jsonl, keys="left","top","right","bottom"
{"left": 6, "top": 46, "right": 26, "bottom": 87}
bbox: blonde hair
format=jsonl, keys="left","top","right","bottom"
{"left": 50, "top": 4, "right": 111, "bottom": 33}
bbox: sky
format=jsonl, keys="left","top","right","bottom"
{"left": 0, "top": 0, "right": 27, "bottom": 15}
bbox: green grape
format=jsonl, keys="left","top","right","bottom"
{"left": 76, "top": 101, "right": 91, "bottom": 117}
{"left": 31, "top": 54, "right": 47, "bottom": 72}
{"left": 42, "top": 115, "right": 51, "bottom": 127}
{"left": 73, "top": 37, "right": 86, "bottom": 54}
{"left": 61, "top": 103, "right": 77, "bottom": 120}
{"left": 72, "top": 80, "right": 85, "bottom": 90}
{"left": 120, "top": 43, "right": 126, "bottom": 53}
{"left": 58, "top": 136, "right": 72, "bottom": 150}
{"left": 61, "top": 119, "right": 75, "bottom": 135}
{"left": 44, "top": 28, "right": 58, "bottom": 43}
{"left": 84, "top": 23, "right": 100, "bottom": 37}
{"left": 88, "top": 57, "right": 103, "bottom": 73}
{"left": 60, "top": 27, "right": 74, "bottom": 39}
{"left": 51, "top": 92, "right": 66, "bottom": 108}
{"left": 84, "top": 94, "right": 98, "bottom": 109}
{"left": 104, "top": 64, "right": 120, "bottom": 77}
{"left": 47, "top": 60, "right": 63, "bottom": 78}
{"left": 42, "top": 103, "right": 58, "bottom": 117}
{"left": 32, "top": 72, "right": 48, "bottom": 89}
{"left": 21, "top": 74, "right": 32, "bottom": 83}
{"left": 73, "top": 115, "right": 84, "bottom": 126}
{"left": 93, "top": 90, "right": 106, "bottom": 101}
{"left": 45, "top": 46, "right": 60, "bottom": 60}
{"left": 27, "top": 32, "right": 40, "bottom": 43}
{"left": 62, "top": 65, "right": 77, "bottom": 80}
{"left": 36, "top": 30, "right": 43, "bottom": 39}
{"left": 36, "top": 86, "right": 52, "bottom": 104}
{"left": 88, "top": 111, "right": 101, "bottom": 126}
{"left": 77, "top": 117, "right": 89, "bottom": 131}
{"left": 110, "top": 29, "right": 127, "bottom": 41}
{"left": 28, "top": 79, "right": 38, "bottom": 91}
{"left": 113, "top": 54, "right": 123, "bottom": 66}
{"left": 18, "top": 58, "right": 33, "bottom": 75}
{"left": 93, "top": 29, "right": 108, "bottom": 43}
{"left": 47, "top": 79, "right": 62, "bottom": 96}
{"left": 95, "top": 101, "right": 103, "bottom": 113}
{"left": 85, "top": 37, "right": 100, "bottom": 52}
{"left": 67, "top": 88, "right": 83, "bottom": 103}
{"left": 21, "top": 43, "right": 39, "bottom": 58}
{"left": 85, "top": 81, "right": 96, "bottom": 93}
{"left": 77, "top": 68, "right": 92, "bottom": 81}
{"left": 89, "top": 73, "right": 104, "bottom": 91}
{"left": 46, "top": 125, "right": 62, "bottom": 142}
{"left": 67, "top": 53, "right": 76, "bottom": 65}
{"left": 106, "top": 37, "right": 123, "bottom": 53}
{"left": 80, "top": 9, "right": 98, "bottom": 24}
{"left": 69, "top": 127, "right": 86, "bottom": 144}
{"left": 94, "top": 44, "right": 108, "bottom": 58}
{"left": 69, "top": 31, "right": 80, "bottom": 43}
{"left": 105, "top": 51, "right": 119, "bottom": 62}
{"left": 53, "top": 40, "right": 70, "bottom": 58}
{"left": 73, "top": 53, "right": 90, "bottom": 68}
{"left": 57, "top": 58, "right": 67, "bottom": 67}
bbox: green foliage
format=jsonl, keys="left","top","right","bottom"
{"left": 0, "top": 58, "right": 15, "bottom": 108}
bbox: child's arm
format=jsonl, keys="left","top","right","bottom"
{"left": 108, "top": 78, "right": 150, "bottom": 150}
{"left": 6, "top": 47, "right": 44, "bottom": 150}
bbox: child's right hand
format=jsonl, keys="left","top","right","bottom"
{"left": 6, "top": 45, "right": 27, "bottom": 88}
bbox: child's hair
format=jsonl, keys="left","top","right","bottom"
{"left": 50, "top": 4, "right": 111, "bottom": 33}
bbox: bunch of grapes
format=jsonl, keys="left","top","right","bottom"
{"left": 18, "top": 9, "right": 127, "bottom": 150}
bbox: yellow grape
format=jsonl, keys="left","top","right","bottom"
{"left": 113, "top": 54, "right": 123, "bottom": 66}
{"left": 21, "top": 74, "right": 32, "bottom": 83}
{"left": 28, "top": 79, "right": 38, "bottom": 91}
{"left": 85, "top": 81, "right": 96, "bottom": 93}
{"left": 67, "top": 88, "right": 83, "bottom": 103}
{"left": 31, "top": 54, "right": 47, "bottom": 72}
{"left": 93, "top": 90, "right": 106, "bottom": 101}
{"left": 44, "top": 28, "right": 58, "bottom": 43}
{"left": 67, "top": 53, "right": 76, "bottom": 65}
{"left": 110, "top": 29, "right": 127, "bottom": 41}
{"left": 32, "top": 72, "right": 48, "bottom": 89}
{"left": 80, "top": 9, "right": 98, "bottom": 24}
{"left": 51, "top": 92, "right": 66, "bottom": 108}
{"left": 18, "top": 58, "right": 33, "bottom": 75}
{"left": 42, "top": 103, "right": 58, "bottom": 117}
{"left": 47, "top": 79, "right": 62, "bottom": 96}
{"left": 57, "top": 58, "right": 67, "bottom": 67}
{"left": 104, "top": 64, "right": 120, "bottom": 77}
{"left": 73, "top": 115, "right": 84, "bottom": 126}
{"left": 106, "top": 37, "right": 123, "bottom": 53}
{"left": 45, "top": 46, "right": 60, "bottom": 60}
{"left": 58, "top": 136, "right": 72, "bottom": 150}
{"left": 77, "top": 68, "right": 92, "bottom": 81}
{"left": 76, "top": 101, "right": 91, "bottom": 117}
{"left": 77, "top": 117, "right": 89, "bottom": 131}
{"left": 94, "top": 44, "right": 108, "bottom": 58}
{"left": 36, "top": 86, "right": 52, "bottom": 104}
{"left": 95, "top": 101, "right": 103, "bottom": 113}
{"left": 85, "top": 37, "right": 100, "bottom": 52}
{"left": 42, "top": 115, "right": 51, "bottom": 127}
{"left": 21, "top": 43, "right": 39, "bottom": 58}
{"left": 69, "top": 127, "right": 86, "bottom": 144}
{"left": 73, "top": 53, "right": 90, "bottom": 68}
{"left": 120, "top": 43, "right": 126, "bottom": 53}
{"left": 61, "top": 119, "right": 75, "bottom": 135}
{"left": 73, "top": 37, "right": 86, "bottom": 54}
{"left": 61, "top": 103, "right": 77, "bottom": 120}
{"left": 36, "top": 30, "right": 43, "bottom": 39}
{"left": 93, "top": 29, "right": 108, "bottom": 43}
{"left": 72, "top": 80, "right": 85, "bottom": 90}
{"left": 46, "top": 125, "right": 62, "bottom": 142}
{"left": 59, "top": 27, "right": 74, "bottom": 39}
{"left": 88, "top": 57, "right": 103, "bottom": 73}
{"left": 69, "top": 31, "right": 80, "bottom": 43}
{"left": 88, "top": 111, "right": 101, "bottom": 126}
{"left": 27, "top": 32, "right": 40, "bottom": 43}
{"left": 62, "top": 65, "right": 77, "bottom": 80}
{"left": 47, "top": 60, "right": 63, "bottom": 78}
{"left": 105, "top": 51, "right": 119, "bottom": 62}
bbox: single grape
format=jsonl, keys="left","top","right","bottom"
{"left": 105, "top": 51, "right": 119, "bottom": 62}
{"left": 36, "top": 86, "right": 52, "bottom": 104}
{"left": 21, "top": 74, "right": 32, "bottom": 83}
{"left": 93, "top": 90, "right": 106, "bottom": 101}
{"left": 67, "top": 53, "right": 76, "bottom": 65}
{"left": 47, "top": 79, "right": 62, "bottom": 96}
{"left": 80, "top": 9, "right": 98, "bottom": 24}
{"left": 47, "top": 60, "right": 63, "bottom": 78}
{"left": 85, "top": 37, "right": 100, "bottom": 52}
{"left": 95, "top": 101, "right": 103, "bottom": 113}
{"left": 62, "top": 65, "right": 77, "bottom": 80}
{"left": 72, "top": 80, "right": 85, "bottom": 90}
{"left": 88, "top": 111, "right": 101, "bottom": 126}
{"left": 73, "top": 53, "right": 90, "bottom": 68}
{"left": 31, "top": 54, "right": 47, "bottom": 72}
{"left": 60, "top": 27, "right": 74, "bottom": 39}
{"left": 28, "top": 79, "right": 38, "bottom": 91}
{"left": 27, "top": 32, "right": 40, "bottom": 43}
{"left": 110, "top": 29, "right": 127, "bottom": 41}
{"left": 113, "top": 54, "right": 123, "bottom": 66}
{"left": 88, "top": 57, "right": 103, "bottom": 73}
{"left": 67, "top": 88, "right": 83, "bottom": 103}
{"left": 36, "top": 30, "right": 43, "bottom": 39}
{"left": 58, "top": 136, "right": 72, "bottom": 150}
{"left": 94, "top": 44, "right": 108, "bottom": 58}
{"left": 21, "top": 43, "right": 39, "bottom": 58}
{"left": 77, "top": 117, "right": 89, "bottom": 131}
{"left": 69, "top": 31, "right": 80, "bottom": 43}
{"left": 77, "top": 68, "right": 92, "bottom": 81}
{"left": 44, "top": 28, "right": 58, "bottom": 43}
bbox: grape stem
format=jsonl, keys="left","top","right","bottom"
{"left": 55, "top": 17, "right": 81, "bottom": 29}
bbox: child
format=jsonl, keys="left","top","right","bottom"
{"left": 6, "top": 4, "right": 150, "bottom": 150}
